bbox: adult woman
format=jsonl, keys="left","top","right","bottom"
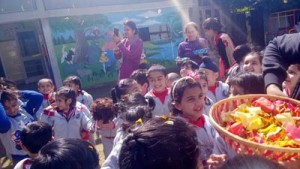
{"left": 113, "top": 20, "right": 143, "bottom": 80}
{"left": 177, "top": 22, "right": 209, "bottom": 65}
{"left": 203, "top": 18, "right": 235, "bottom": 80}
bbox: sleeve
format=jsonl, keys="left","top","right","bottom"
{"left": 262, "top": 34, "right": 300, "bottom": 89}
{"left": 40, "top": 108, "right": 55, "bottom": 126}
{"left": 118, "top": 39, "right": 143, "bottom": 61}
{"left": 177, "top": 42, "right": 184, "bottom": 57}
{"left": 217, "top": 39, "right": 230, "bottom": 69}
{"left": 84, "top": 92, "right": 93, "bottom": 109}
{"left": 80, "top": 105, "right": 93, "bottom": 131}
{"left": 101, "top": 138, "right": 123, "bottom": 169}
{"left": 0, "top": 103, "right": 11, "bottom": 133}
{"left": 19, "top": 90, "right": 43, "bottom": 116}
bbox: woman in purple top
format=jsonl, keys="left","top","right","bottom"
{"left": 177, "top": 22, "right": 209, "bottom": 65}
{"left": 113, "top": 20, "right": 143, "bottom": 80}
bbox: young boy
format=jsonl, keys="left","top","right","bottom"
{"left": 14, "top": 121, "right": 53, "bottom": 169}
{"left": 199, "top": 56, "right": 229, "bottom": 103}
{"left": 0, "top": 89, "right": 43, "bottom": 164}
{"left": 145, "top": 65, "right": 170, "bottom": 116}
{"left": 180, "top": 60, "right": 199, "bottom": 77}
{"left": 36, "top": 78, "right": 56, "bottom": 120}
{"left": 166, "top": 72, "right": 180, "bottom": 88}
{"left": 130, "top": 69, "right": 149, "bottom": 96}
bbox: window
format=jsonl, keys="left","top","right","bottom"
{"left": 138, "top": 24, "right": 171, "bottom": 42}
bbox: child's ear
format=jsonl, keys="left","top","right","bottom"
{"left": 142, "top": 83, "right": 148, "bottom": 90}
{"left": 214, "top": 72, "right": 219, "bottom": 79}
{"left": 173, "top": 102, "right": 182, "bottom": 111}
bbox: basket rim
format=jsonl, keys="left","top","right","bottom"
{"left": 209, "top": 94, "right": 300, "bottom": 153}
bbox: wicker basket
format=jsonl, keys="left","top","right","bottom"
{"left": 209, "top": 94, "right": 300, "bottom": 161}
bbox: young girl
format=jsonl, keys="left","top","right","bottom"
{"left": 229, "top": 72, "right": 265, "bottom": 97}
{"left": 36, "top": 78, "right": 56, "bottom": 120}
{"left": 90, "top": 98, "right": 116, "bottom": 159}
{"left": 283, "top": 64, "right": 300, "bottom": 97}
{"left": 40, "top": 87, "right": 92, "bottom": 140}
{"left": 102, "top": 92, "right": 155, "bottom": 169}
{"left": 243, "top": 50, "right": 263, "bottom": 74}
{"left": 180, "top": 59, "right": 199, "bottom": 77}
{"left": 63, "top": 75, "right": 93, "bottom": 109}
{"left": 170, "top": 77, "right": 235, "bottom": 168}
{"left": 111, "top": 78, "right": 141, "bottom": 103}
{"left": 119, "top": 117, "right": 201, "bottom": 169}
{"left": 0, "top": 89, "right": 43, "bottom": 164}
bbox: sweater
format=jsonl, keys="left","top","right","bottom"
{"left": 263, "top": 33, "right": 300, "bottom": 89}
{"left": 177, "top": 38, "right": 209, "bottom": 65}
{"left": 145, "top": 90, "right": 171, "bottom": 117}
{"left": 114, "top": 36, "right": 143, "bottom": 80}
{"left": 207, "top": 81, "right": 229, "bottom": 103}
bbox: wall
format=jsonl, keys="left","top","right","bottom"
{"left": 49, "top": 7, "right": 183, "bottom": 88}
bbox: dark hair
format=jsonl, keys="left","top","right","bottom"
{"left": 181, "top": 60, "right": 199, "bottom": 71}
{"left": 130, "top": 69, "right": 149, "bottom": 86}
{"left": 0, "top": 77, "right": 17, "bottom": 91}
{"left": 55, "top": 87, "right": 77, "bottom": 108}
{"left": 111, "top": 78, "right": 137, "bottom": 103}
{"left": 31, "top": 138, "right": 99, "bottom": 169}
{"left": 198, "top": 71, "right": 208, "bottom": 83}
{"left": 63, "top": 75, "right": 82, "bottom": 92}
{"left": 247, "top": 45, "right": 264, "bottom": 64}
{"left": 146, "top": 64, "right": 167, "bottom": 77}
{"left": 119, "top": 117, "right": 200, "bottom": 169}
{"left": 233, "top": 44, "right": 251, "bottom": 63}
{"left": 124, "top": 20, "right": 138, "bottom": 35}
{"left": 202, "top": 17, "right": 222, "bottom": 33}
{"left": 91, "top": 98, "right": 115, "bottom": 123}
{"left": 119, "top": 92, "right": 155, "bottom": 131}
{"left": 170, "top": 77, "right": 202, "bottom": 116}
{"left": 229, "top": 72, "right": 265, "bottom": 95}
{"left": 0, "top": 89, "right": 18, "bottom": 104}
{"left": 20, "top": 121, "right": 53, "bottom": 154}
{"left": 219, "top": 154, "right": 284, "bottom": 169}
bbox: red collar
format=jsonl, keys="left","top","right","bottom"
{"left": 214, "top": 33, "right": 222, "bottom": 45}
{"left": 208, "top": 82, "right": 219, "bottom": 96}
{"left": 151, "top": 88, "right": 168, "bottom": 104}
{"left": 183, "top": 115, "right": 205, "bottom": 128}
{"left": 43, "top": 94, "right": 49, "bottom": 100}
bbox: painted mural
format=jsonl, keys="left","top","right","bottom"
{"left": 49, "top": 7, "right": 183, "bottom": 88}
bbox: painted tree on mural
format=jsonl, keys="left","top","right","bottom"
{"left": 49, "top": 14, "right": 111, "bottom": 64}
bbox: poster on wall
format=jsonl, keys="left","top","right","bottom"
{"left": 49, "top": 7, "right": 182, "bottom": 88}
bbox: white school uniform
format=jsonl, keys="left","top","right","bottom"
{"left": 145, "top": 90, "right": 171, "bottom": 117}
{"left": 207, "top": 81, "right": 229, "bottom": 103}
{"left": 77, "top": 90, "right": 93, "bottom": 109}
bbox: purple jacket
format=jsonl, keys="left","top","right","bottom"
{"left": 115, "top": 37, "right": 143, "bottom": 80}
{"left": 177, "top": 38, "right": 208, "bottom": 65}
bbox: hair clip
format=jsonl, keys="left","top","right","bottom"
{"left": 136, "top": 118, "right": 143, "bottom": 124}
{"left": 160, "top": 115, "right": 168, "bottom": 120}
{"left": 88, "top": 145, "right": 94, "bottom": 150}
{"left": 164, "top": 120, "right": 174, "bottom": 125}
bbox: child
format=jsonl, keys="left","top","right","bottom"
{"left": 166, "top": 72, "right": 180, "bottom": 88}
{"left": 130, "top": 69, "right": 149, "bottom": 96}
{"left": 180, "top": 59, "right": 199, "bottom": 77}
{"left": 40, "top": 86, "right": 92, "bottom": 140}
{"left": 283, "top": 64, "right": 300, "bottom": 97}
{"left": 31, "top": 138, "right": 99, "bottom": 169}
{"left": 119, "top": 117, "right": 201, "bottom": 169}
{"left": 243, "top": 50, "right": 263, "bottom": 74}
{"left": 63, "top": 75, "right": 93, "bottom": 108}
{"left": 199, "top": 56, "right": 229, "bottom": 103}
{"left": 0, "top": 89, "right": 43, "bottom": 164}
{"left": 220, "top": 154, "right": 284, "bottom": 169}
{"left": 226, "top": 44, "right": 251, "bottom": 83}
{"left": 102, "top": 92, "right": 155, "bottom": 169}
{"left": 229, "top": 72, "right": 265, "bottom": 97}
{"left": 187, "top": 71, "right": 214, "bottom": 116}
{"left": 145, "top": 64, "right": 171, "bottom": 116}
{"left": 170, "top": 77, "right": 235, "bottom": 168}
{"left": 111, "top": 78, "right": 141, "bottom": 103}
{"left": 14, "top": 121, "right": 53, "bottom": 169}
{"left": 91, "top": 98, "right": 116, "bottom": 158}
{"left": 36, "top": 78, "right": 55, "bottom": 120}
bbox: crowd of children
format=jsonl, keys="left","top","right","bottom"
{"left": 1, "top": 25, "right": 300, "bottom": 169}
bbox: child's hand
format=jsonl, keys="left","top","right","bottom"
{"left": 207, "top": 154, "right": 227, "bottom": 169}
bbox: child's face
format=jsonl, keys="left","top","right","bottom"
{"left": 175, "top": 86, "right": 204, "bottom": 121}
{"left": 283, "top": 65, "right": 300, "bottom": 92}
{"left": 198, "top": 79, "right": 208, "bottom": 97}
{"left": 200, "top": 68, "right": 218, "bottom": 87}
{"left": 38, "top": 82, "right": 54, "bottom": 94}
{"left": 185, "top": 26, "right": 198, "bottom": 41}
{"left": 4, "top": 99, "right": 19, "bottom": 116}
{"left": 55, "top": 96, "right": 72, "bottom": 111}
{"left": 148, "top": 71, "right": 167, "bottom": 92}
{"left": 180, "top": 65, "right": 194, "bottom": 77}
{"left": 64, "top": 82, "right": 80, "bottom": 93}
{"left": 137, "top": 83, "right": 148, "bottom": 96}
{"left": 243, "top": 53, "right": 262, "bottom": 74}
{"left": 204, "top": 29, "right": 214, "bottom": 38}
{"left": 229, "top": 84, "right": 245, "bottom": 97}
